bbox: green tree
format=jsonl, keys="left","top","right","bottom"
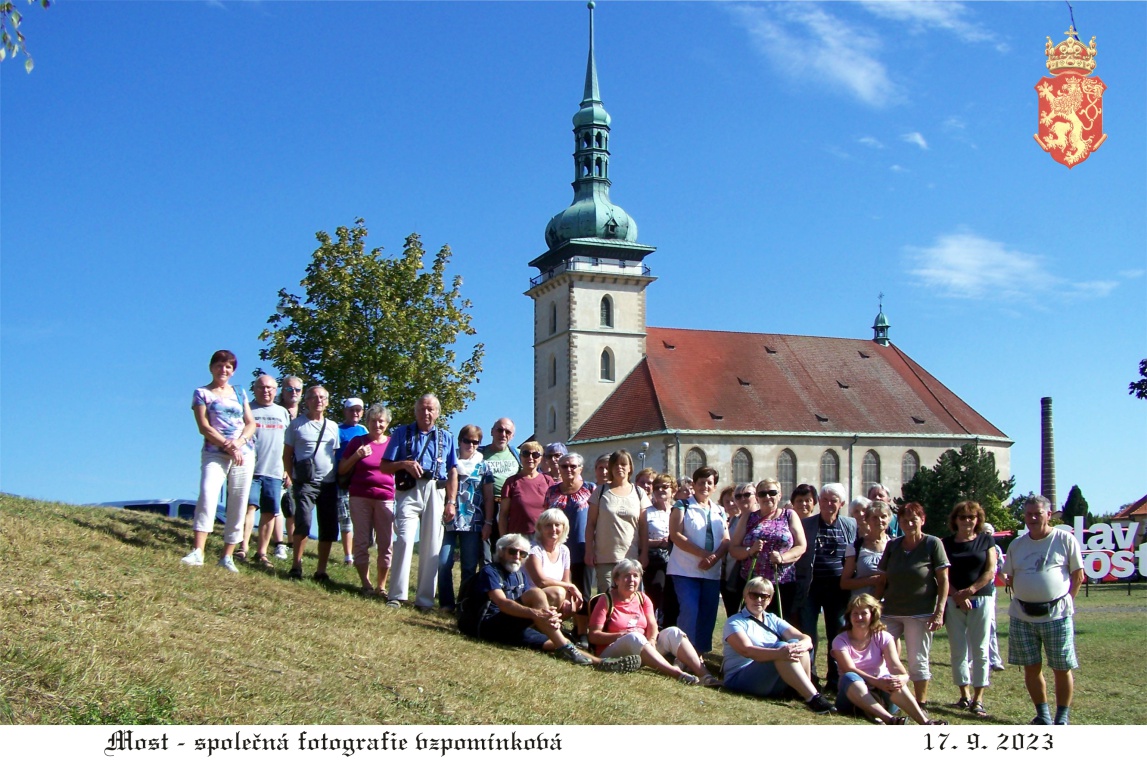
{"left": 900, "top": 443, "right": 1017, "bottom": 536}
{"left": 1007, "top": 491, "right": 1037, "bottom": 528}
{"left": 1130, "top": 359, "right": 1147, "bottom": 400}
{"left": 257, "top": 220, "right": 484, "bottom": 421}
{"left": 1060, "top": 485, "right": 1090, "bottom": 527}
{"left": 1, "top": 0, "right": 50, "bottom": 73}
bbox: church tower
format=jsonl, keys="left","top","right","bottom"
{"left": 526, "top": 2, "right": 656, "bottom": 443}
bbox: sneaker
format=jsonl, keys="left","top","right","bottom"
{"left": 180, "top": 549, "right": 204, "bottom": 566}
{"left": 595, "top": 653, "right": 642, "bottom": 673}
{"left": 274, "top": 544, "right": 289, "bottom": 560}
{"left": 556, "top": 643, "right": 593, "bottom": 666}
{"left": 701, "top": 674, "right": 723, "bottom": 688}
{"left": 288, "top": 565, "right": 303, "bottom": 580}
{"left": 385, "top": 600, "right": 403, "bottom": 609}
{"left": 991, "top": 664, "right": 1006, "bottom": 672}
{"left": 312, "top": 571, "right": 330, "bottom": 583}
{"left": 1030, "top": 716, "right": 1052, "bottom": 725}
{"left": 217, "top": 556, "right": 239, "bottom": 573}
{"left": 805, "top": 694, "right": 835, "bottom": 715}
{"left": 678, "top": 673, "right": 700, "bottom": 685}
{"left": 344, "top": 554, "right": 354, "bottom": 565}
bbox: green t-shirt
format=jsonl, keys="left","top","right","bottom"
{"left": 481, "top": 446, "right": 519, "bottom": 498}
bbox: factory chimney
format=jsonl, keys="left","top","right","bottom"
{"left": 1040, "top": 397, "right": 1056, "bottom": 512}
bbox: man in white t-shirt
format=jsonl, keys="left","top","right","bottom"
{"left": 1002, "top": 495, "right": 1084, "bottom": 725}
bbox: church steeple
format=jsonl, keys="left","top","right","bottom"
{"left": 873, "top": 294, "right": 891, "bottom": 346}
{"left": 542, "top": 1, "right": 639, "bottom": 252}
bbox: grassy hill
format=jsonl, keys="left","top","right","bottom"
{"left": 2, "top": 495, "right": 1144, "bottom": 725}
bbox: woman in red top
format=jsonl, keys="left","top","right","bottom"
{"left": 587, "top": 559, "right": 720, "bottom": 686}
{"left": 338, "top": 404, "right": 396, "bottom": 597}
{"left": 498, "top": 440, "right": 556, "bottom": 537}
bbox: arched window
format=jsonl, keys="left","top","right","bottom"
{"left": 548, "top": 355, "right": 557, "bottom": 388}
{"left": 820, "top": 449, "right": 840, "bottom": 485}
{"left": 862, "top": 450, "right": 881, "bottom": 493}
{"left": 581, "top": 131, "right": 591, "bottom": 149}
{"left": 600, "top": 295, "right": 613, "bottom": 328}
{"left": 549, "top": 302, "right": 557, "bottom": 335}
{"left": 901, "top": 450, "right": 920, "bottom": 489}
{"left": 599, "top": 348, "right": 614, "bottom": 382}
{"left": 685, "top": 448, "right": 706, "bottom": 477}
{"left": 777, "top": 449, "right": 796, "bottom": 500}
{"left": 732, "top": 449, "right": 752, "bottom": 484}
{"left": 594, "top": 131, "right": 604, "bottom": 148}
{"left": 547, "top": 406, "right": 557, "bottom": 434}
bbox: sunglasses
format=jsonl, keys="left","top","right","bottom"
{"left": 284, "top": 386, "right": 302, "bottom": 393}
{"left": 522, "top": 451, "right": 542, "bottom": 459}
{"left": 734, "top": 492, "right": 752, "bottom": 500}
{"left": 493, "top": 426, "right": 512, "bottom": 434}
{"left": 745, "top": 591, "right": 771, "bottom": 600}
{"left": 559, "top": 463, "right": 580, "bottom": 470}
{"left": 505, "top": 548, "right": 529, "bottom": 558}
{"left": 461, "top": 438, "right": 481, "bottom": 446}
{"left": 756, "top": 490, "right": 779, "bottom": 498}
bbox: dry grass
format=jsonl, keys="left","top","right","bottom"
{"left": 2, "top": 495, "right": 1144, "bottom": 725}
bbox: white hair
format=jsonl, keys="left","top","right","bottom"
{"left": 820, "top": 483, "right": 847, "bottom": 502}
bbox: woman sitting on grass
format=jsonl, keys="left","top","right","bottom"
{"left": 524, "top": 509, "right": 584, "bottom": 630}
{"left": 587, "top": 560, "right": 720, "bottom": 686}
{"left": 831, "top": 594, "right": 947, "bottom": 725}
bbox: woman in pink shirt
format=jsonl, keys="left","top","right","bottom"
{"left": 338, "top": 404, "right": 396, "bottom": 597}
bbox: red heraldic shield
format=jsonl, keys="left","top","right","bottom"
{"left": 1035, "top": 30, "right": 1107, "bottom": 168}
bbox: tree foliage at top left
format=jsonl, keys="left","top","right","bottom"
{"left": 257, "top": 219, "right": 484, "bottom": 422}
{"left": 1, "top": 0, "right": 50, "bottom": 73}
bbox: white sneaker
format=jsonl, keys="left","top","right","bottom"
{"left": 217, "top": 556, "right": 239, "bottom": 573}
{"left": 344, "top": 554, "right": 354, "bottom": 565}
{"left": 180, "top": 549, "right": 204, "bottom": 566}
{"left": 274, "top": 544, "right": 288, "bottom": 560}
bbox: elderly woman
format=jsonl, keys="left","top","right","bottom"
{"left": 841, "top": 501, "right": 892, "bottom": 599}
{"left": 437, "top": 423, "right": 493, "bottom": 611}
{"left": 182, "top": 350, "right": 256, "bottom": 571}
{"left": 498, "top": 440, "right": 556, "bottom": 538}
{"left": 942, "top": 501, "right": 998, "bottom": 717}
{"left": 544, "top": 452, "right": 596, "bottom": 603}
{"left": 790, "top": 484, "right": 819, "bottom": 519}
{"left": 731, "top": 478, "right": 807, "bottom": 621}
{"left": 638, "top": 472, "right": 674, "bottom": 619}
{"left": 588, "top": 559, "right": 720, "bottom": 686}
{"left": 667, "top": 466, "right": 729, "bottom": 653}
{"left": 722, "top": 577, "right": 833, "bottom": 713}
{"left": 338, "top": 404, "right": 396, "bottom": 597}
{"left": 524, "top": 508, "right": 583, "bottom": 624}
{"left": 849, "top": 496, "right": 872, "bottom": 522}
{"left": 878, "top": 502, "right": 950, "bottom": 706}
{"left": 586, "top": 450, "right": 648, "bottom": 593}
{"left": 832, "top": 594, "right": 947, "bottom": 724}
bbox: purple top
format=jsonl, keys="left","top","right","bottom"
{"left": 344, "top": 434, "right": 396, "bottom": 501}
{"left": 739, "top": 508, "right": 796, "bottom": 583}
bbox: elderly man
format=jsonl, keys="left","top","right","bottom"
{"left": 275, "top": 375, "right": 305, "bottom": 557}
{"left": 462, "top": 534, "right": 640, "bottom": 672}
{"left": 335, "top": 397, "right": 368, "bottom": 565}
{"left": 1003, "top": 495, "right": 1084, "bottom": 725}
{"left": 381, "top": 394, "right": 458, "bottom": 610}
{"left": 283, "top": 385, "right": 341, "bottom": 581}
{"left": 796, "top": 482, "right": 858, "bottom": 693}
{"left": 480, "top": 418, "right": 520, "bottom": 562}
{"left": 241, "top": 375, "right": 291, "bottom": 568}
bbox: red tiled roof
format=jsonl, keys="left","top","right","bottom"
{"left": 572, "top": 327, "right": 1009, "bottom": 441}
{"left": 1112, "top": 494, "right": 1147, "bottom": 519}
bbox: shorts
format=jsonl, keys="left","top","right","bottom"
{"left": 293, "top": 481, "right": 339, "bottom": 542}
{"left": 1008, "top": 615, "right": 1078, "bottom": 671}
{"left": 476, "top": 612, "right": 549, "bottom": 650}
{"left": 599, "top": 626, "right": 687, "bottom": 660}
{"left": 336, "top": 488, "right": 354, "bottom": 534}
{"left": 248, "top": 475, "right": 283, "bottom": 518}
{"left": 836, "top": 672, "right": 894, "bottom": 716}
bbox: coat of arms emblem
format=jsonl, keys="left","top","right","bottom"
{"left": 1034, "top": 27, "right": 1106, "bottom": 168}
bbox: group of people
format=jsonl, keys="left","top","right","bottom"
{"left": 183, "top": 350, "right": 1086, "bottom": 725}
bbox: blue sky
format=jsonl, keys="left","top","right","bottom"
{"left": 2, "top": 1, "right": 1144, "bottom": 517}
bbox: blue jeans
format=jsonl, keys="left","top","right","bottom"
{"left": 723, "top": 639, "right": 801, "bottom": 699}
{"left": 438, "top": 529, "right": 483, "bottom": 608}
{"left": 670, "top": 575, "right": 721, "bottom": 653}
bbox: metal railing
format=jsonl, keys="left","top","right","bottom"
{"left": 530, "top": 257, "right": 651, "bottom": 287}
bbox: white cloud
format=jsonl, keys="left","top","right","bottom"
{"left": 727, "top": 3, "right": 899, "bottom": 107}
{"left": 1119, "top": 269, "right": 1145, "bottom": 279}
{"left": 906, "top": 231, "right": 1120, "bottom": 302}
{"left": 889, "top": 164, "right": 907, "bottom": 172}
{"left": 859, "top": 1, "right": 1004, "bottom": 49}
{"left": 858, "top": 136, "right": 885, "bottom": 148}
{"left": 901, "top": 131, "right": 928, "bottom": 150}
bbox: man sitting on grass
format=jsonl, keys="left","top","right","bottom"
{"left": 462, "top": 534, "right": 640, "bottom": 673}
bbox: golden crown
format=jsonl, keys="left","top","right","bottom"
{"left": 1045, "top": 27, "right": 1097, "bottom": 74}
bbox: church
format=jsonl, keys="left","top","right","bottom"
{"left": 525, "top": 4, "right": 1011, "bottom": 501}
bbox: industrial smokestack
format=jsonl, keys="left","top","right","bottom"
{"left": 1041, "top": 397, "right": 1056, "bottom": 512}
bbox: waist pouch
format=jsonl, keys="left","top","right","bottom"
{"left": 1017, "top": 595, "right": 1064, "bottom": 617}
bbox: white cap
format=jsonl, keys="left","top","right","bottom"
{"left": 343, "top": 397, "right": 365, "bottom": 409}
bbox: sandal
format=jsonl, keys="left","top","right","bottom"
{"left": 955, "top": 698, "right": 970, "bottom": 710}
{"left": 925, "top": 719, "right": 950, "bottom": 725}
{"left": 254, "top": 554, "right": 274, "bottom": 570}
{"left": 970, "top": 702, "right": 988, "bottom": 718}
{"left": 887, "top": 716, "right": 908, "bottom": 725}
